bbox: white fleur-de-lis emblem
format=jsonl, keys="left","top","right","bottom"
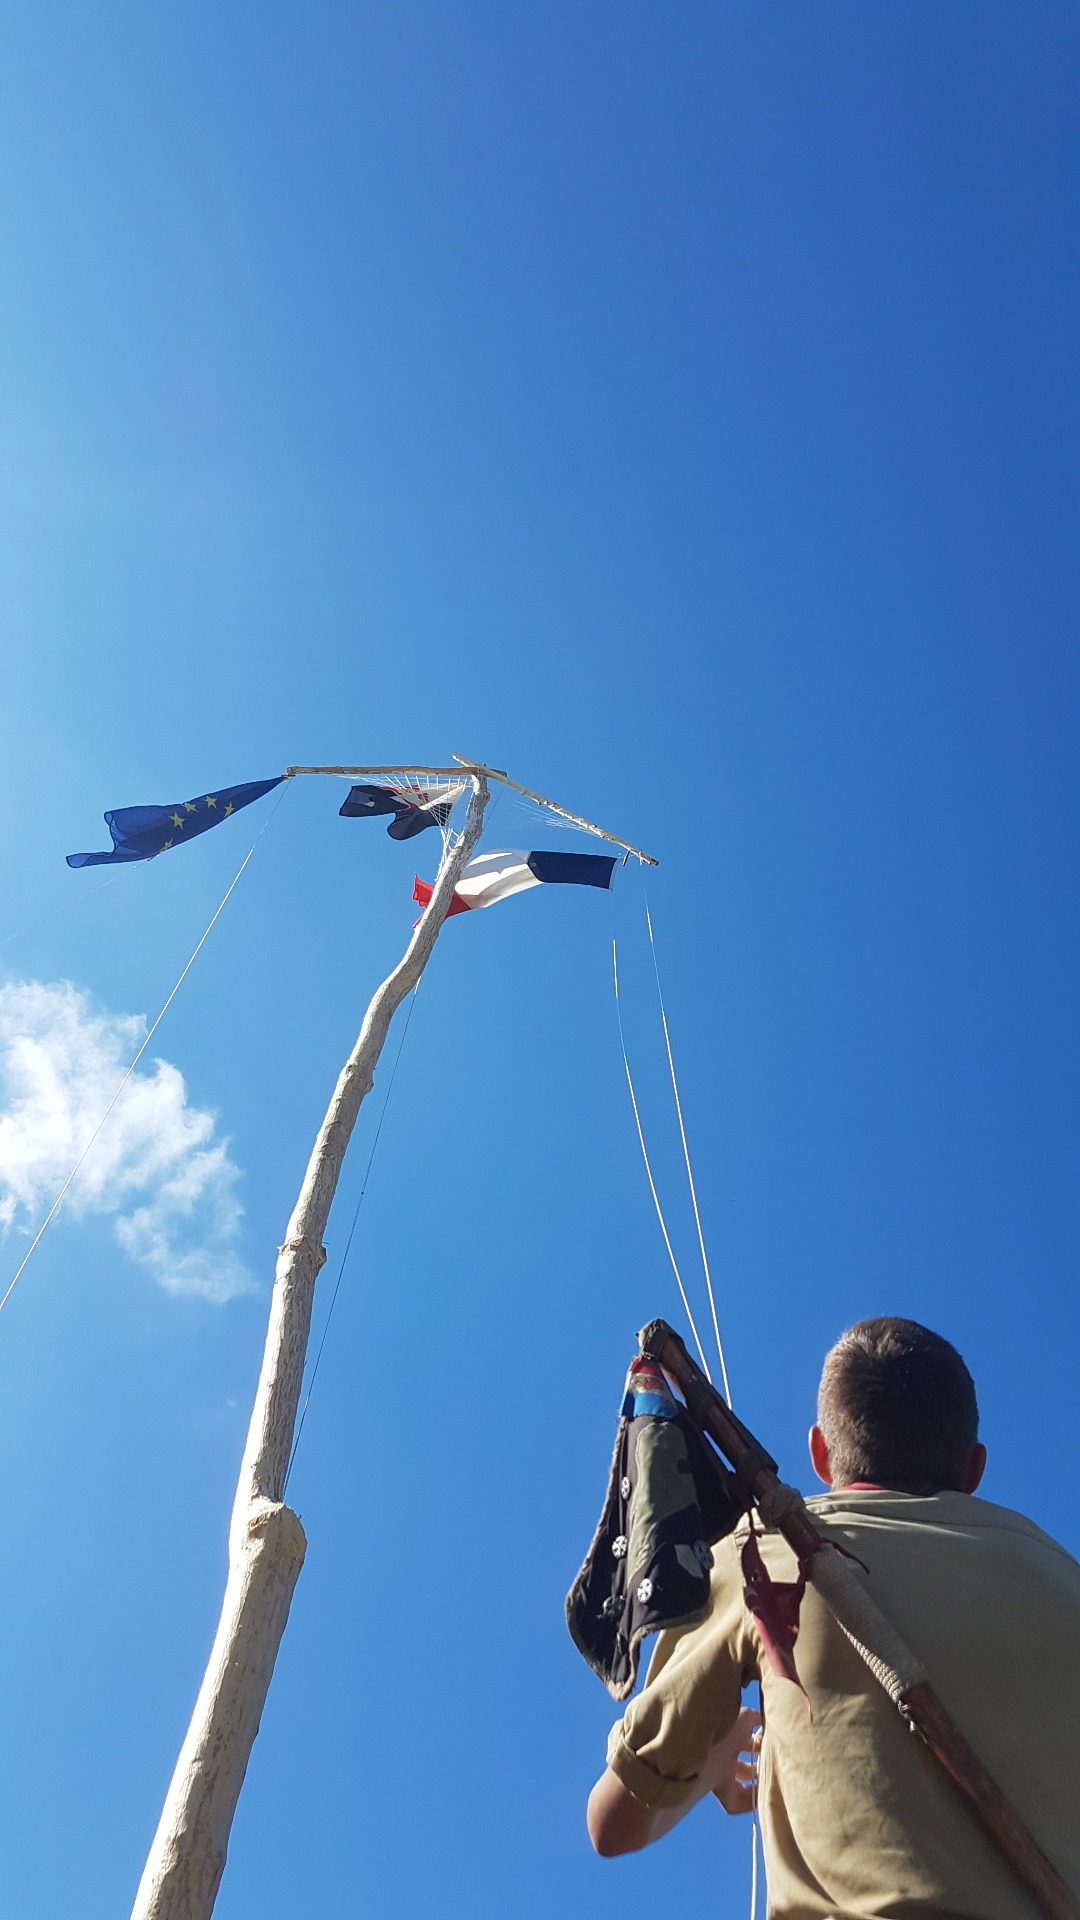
{"left": 636, "top": 1578, "right": 654, "bottom": 1604}
{"left": 612, "top": 1535, "right": 628, "bottom": 1559}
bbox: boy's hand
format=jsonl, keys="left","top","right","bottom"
{"left": 702, "top": 1706, "right": 762, "bottom": 1815}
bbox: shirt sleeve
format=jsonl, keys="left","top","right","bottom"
{"left": 606, "top": 1537, "right": 755, "bottom": 1809}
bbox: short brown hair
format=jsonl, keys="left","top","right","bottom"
{"left": 817, "top": 1318, "right": 979, "bottom": 1494}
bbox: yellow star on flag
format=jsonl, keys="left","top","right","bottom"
{"left": 224, "top": 802, "right": 234, "bottom": 816}
{"left": 162, "top": 839, "right": 173, "bottom": 851}
{"left": 171, "top": 812, "right": 185, "bottom": 829}
{"left": 184, "top": 802, "right": 197, "bottom": 813}
{"left": 204, "top": 795, "right": 217, "bottom": 808}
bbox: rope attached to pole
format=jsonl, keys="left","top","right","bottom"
{"left": 0, "top": 784, "right": 291, "bottom": 1319}
{"left": 640, "top": 882, "right": 732, "bottom": 1402}
{"left": 612, "top": 932, "right": 712, "bottom": 1376}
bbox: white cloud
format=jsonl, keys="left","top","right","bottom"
{"left": 0, "top": 978, "right": 252, "bottom": 1301}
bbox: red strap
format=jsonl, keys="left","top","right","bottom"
{"left": 740, "top": 1519, "right": 819, "bottom": 1698}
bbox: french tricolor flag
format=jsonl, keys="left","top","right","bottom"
{"left": 413, "top": 848, "right": 616, "bottom": 917}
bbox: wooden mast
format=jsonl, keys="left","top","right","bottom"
{"left": 284, "top": 758, "right": 660, "bottom": 866}
{"left": 130, "top": 774, "right": 490, "bottom": 1920}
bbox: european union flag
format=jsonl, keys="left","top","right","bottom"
{"left": 67, "top": 776, "right": 285, "bottom": 868}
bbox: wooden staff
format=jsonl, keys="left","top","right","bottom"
{"left": 131, "top": 776, "right": 491, "bottom": 1920}
{"left": 642, "top": 1319, "right": 1079, "bottom": 1920}
{"left": 284, "top": 757, "right": 661, "bottom": 866}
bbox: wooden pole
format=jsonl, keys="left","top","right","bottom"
{"left": 285, "top": 764, "right": 476, "bottom": 778}
{"left": 130, "top": 776, "right": 490, "bottom": 1920}
{"left": 280, "top": 759, "right": 659, "bottom": 866}
{"left": 646, "top": 1321, "right": 1080, "bottom": 1920}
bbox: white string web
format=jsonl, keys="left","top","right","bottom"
{"left": 489, "top": 782, "right": 601, "bottom": 844}
{"left": 354, "top": 773, "right": 468, "bottom": 808}
{"left": 333, "top": 772, "right": 473, "bottom": 854}
{"left": 388, "top": 774, "right": 469, "bottom": 835}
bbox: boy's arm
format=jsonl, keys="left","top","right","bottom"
{"left": 587, "top": 1706, "right": 760, "bottom": 1856}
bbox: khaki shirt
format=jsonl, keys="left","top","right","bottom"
{"left": 608, "top": 1490, "right": 1080, "bottom": 1919}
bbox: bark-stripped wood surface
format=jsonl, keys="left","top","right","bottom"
{"left": 131, "top": 777, "right": 489, "bottom": 1920}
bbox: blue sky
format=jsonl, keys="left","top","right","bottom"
{"left": 0, "top": 5, "right": 1077, "bottom": 1915}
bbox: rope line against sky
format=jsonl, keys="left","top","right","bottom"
{"left": 642, "top": 877, "right": 732, "bottom": 1402}
{"left": 612, "top": 926, "right": 713, "bottom": 1378}
{"left": 0, "top": 780, "right": 293, "bottom": 1317}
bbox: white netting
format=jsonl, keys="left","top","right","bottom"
{"left": 336, "top": 772, "right": 472, "bottom": 851}
{"left": 348, "top": 770, "right": 623, "bottom": 859}
{"left": 489, "top": 782, "right": 592, "bottom": 840}
{"left": 371, "top": 774, "right": 469, "bottom": 812}
{"left": 386, "top": 775, "right": 471, "bottom": 847}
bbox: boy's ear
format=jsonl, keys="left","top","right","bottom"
{"left": 961, "top": 1443, "right": 987, "bottom": 1494}
{"left": 809, "top": 1425, "right": 832, "bottom": 1486}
